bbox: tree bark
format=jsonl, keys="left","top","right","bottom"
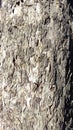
{"left": 0, "top": 0, "right": 73, "bottom": 130}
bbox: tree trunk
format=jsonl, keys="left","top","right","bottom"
{"left": 0, "top": 0, "right": 73, "bottom": 130}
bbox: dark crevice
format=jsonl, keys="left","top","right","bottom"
{"left": 16, "top": 1, "right": 20, "bottom": 6}
{"left": 44, "top": 16, "right": 50, "bottom": 25}
{"left": 13, "top": 57, "right": 16, "bottom": 66}
{"left": 21, "top": 0, "right": 24, "bottom": 2}
{"left": 53, "top": 48, "right": 57, "bottom": 86}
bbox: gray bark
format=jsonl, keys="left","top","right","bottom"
{"left": 0, "top": 0, "right": 73, "bottom": 130}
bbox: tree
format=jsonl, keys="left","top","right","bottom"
{"left": 0, "top": 0, "right": 73, "bottom": 130}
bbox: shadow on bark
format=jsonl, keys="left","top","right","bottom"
{"left": 63, "top": 29, "right": 73, "bottom": 129}
{"left": 67, "top": 0, "right": 73, "bottom": 19}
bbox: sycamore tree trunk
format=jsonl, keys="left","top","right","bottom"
{"left": 0, "top": 0, "right": 73, "bottom": 130}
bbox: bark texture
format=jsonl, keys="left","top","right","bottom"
{"left": 0, "top": 0, "right": 73, "bottom": 130}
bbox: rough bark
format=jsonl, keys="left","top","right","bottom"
{"left": 0, "top": 0, "right": 73, "bottom": 130}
